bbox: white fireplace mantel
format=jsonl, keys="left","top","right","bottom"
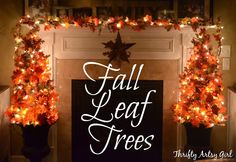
{"left": 39, "top": 26, "right": 195, "bottom": 61}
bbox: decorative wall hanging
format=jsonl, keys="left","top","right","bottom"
{"left": 102, "top": 31, "right": 136, "bottom": 63}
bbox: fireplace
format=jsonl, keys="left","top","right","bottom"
{"left": 35, "top": 27, "right": 195, "bottom": 162}
{"left": 72, "top": 80, "right": 163, "bottom": 162}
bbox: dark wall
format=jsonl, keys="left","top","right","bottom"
{"left": 0, "top": 0, "right": 23, "bottom": 85}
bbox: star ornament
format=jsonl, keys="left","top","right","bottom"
{"left": 103, "top": 32, "right": 136, "bottom": 63}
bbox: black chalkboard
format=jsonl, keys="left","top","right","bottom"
{"left": 72, "top": 80, "right": 163, "bottom": 162}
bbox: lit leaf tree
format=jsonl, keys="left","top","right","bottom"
{"left": 5, "top": 17, "right": 58, "bottom": 126}
{"left": 172, "top": 27, "right": 227, "bottom": 128}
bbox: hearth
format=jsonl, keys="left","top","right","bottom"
{"left": 72, "top": 80, "right": 163, "bottom": 162}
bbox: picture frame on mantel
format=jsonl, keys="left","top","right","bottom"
{"left": 53, "top": 6, "right": 73, "bottom": 18}
{"left": 177, "top": 0, "right": 213, "bottom": 19}
{"left": 24, "top": 0, "right": 53, "bottom": 17}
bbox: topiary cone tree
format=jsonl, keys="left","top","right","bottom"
{"left": 5, "top": 17, "right": 58, "bottom": 126}
{"left": 172, "top": 27, "right": 227, "bottom": 128}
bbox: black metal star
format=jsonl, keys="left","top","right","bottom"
{"left": 102, "top": 31, "right": 136, "bottom": 63}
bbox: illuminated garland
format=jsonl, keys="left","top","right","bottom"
{"left": 5, "top": 15, "right": 224, "bottom": 126}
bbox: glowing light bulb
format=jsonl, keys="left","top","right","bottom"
{"left": 180, "top": 24, "right": 185, "bottom": 28}
{"left": 207, "top": 25, "right": 216, "bottom": 29}
{"left": 125, "top": 17, "right": 129, "bottom": 23}
{"left": 143, "top": 17, "right": 148, "bottom": 22}
{"left": 116, "top": 22, "right": 121, "bottom": 29}
{"left": 23, "top": 95, "right": 29, "bottom": 100}
{"left": 15, "top": 114, "right": 20, "bottom": 119}
{"left": 54, "top": 17, "right": 59, "bottom": 21}
{"left": 210, "top": 124, "right": 215, "bottom": 127}
{"left": 158, "top": 22, "right": 163, "bottom": 26}
{"left": 107, "top": 18, "right": 112, "bottom": 23}
{"left": 35, "top": 20, "right": 40, "bottom": 24}
{"left": 201, "top": 111, "right": 206, "bottom": 116}
{"left": 22, "top": 109, "right": 28, "bottom": 114}
{"left": 215, "top": 78, "right": 219, "bottom": 83}
{"left": 221, "top": 116, "right": 225, "bottom": 122}
{"left": 182, "top": 81, "right": 188, "bottom": 85}
{"left": 15, "top": 37, "right": 22, "bottom": 43}
{"left": 204, "top": 44, "right": 208, "bottom": 49}
{"left": 193, "top": 107, "right": 200, "bottom": 112}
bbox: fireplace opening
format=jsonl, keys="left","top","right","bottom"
{"left": 72, "top": 80, "right": 163, "bottom": 162}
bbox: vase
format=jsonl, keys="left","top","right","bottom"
{"left": 184, "top": 123, "right": 212, "bottom": 160}
{"left": 21, "top": 124, "right": 50, "bottom": 162}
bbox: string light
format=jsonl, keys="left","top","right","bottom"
{"left": 116, "top": 22, "right": 121, "bottom": 29}
{"left": 203, "top": 44, "right": 208, "bottom": 49}
{"left": 125, "top": 17, "right": 129, "bottom": 23}
{"left": 61, "top": 23, "right": 66, "bottom": 27}
{"left": 157, "top": 22, "right": 163, "bottom": 26}
{"left": 180, "top": 24, "right": 185, "bottom": 28}
{"left": 143, "top": 17, "right": 148, "bottom": 22}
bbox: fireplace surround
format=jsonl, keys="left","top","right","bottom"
{"left": 72, "top": 79, "right": 163, "bottom": 162}
{"left": 36, "top": 27, "right": 195, "bottom": 162}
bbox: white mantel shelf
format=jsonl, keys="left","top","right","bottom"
{"left": 39, "top": 26, "right": 195, "bottom": 61}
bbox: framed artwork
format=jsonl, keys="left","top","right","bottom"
{"left": 24, "top": 0, "right": 53, "bottom": 17}
{"left": 177, "top": 0, "right": 213, "bottom": 18}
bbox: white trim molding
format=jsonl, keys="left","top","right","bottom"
{"left": 39, "top": 27, "right": 195, "bottom": 61}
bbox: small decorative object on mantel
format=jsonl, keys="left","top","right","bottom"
{"left": 172, "top": 20, "right": 227, "bottom": 160}
{"left": 102, "top": 31, "right": 136, "bottom": 64}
